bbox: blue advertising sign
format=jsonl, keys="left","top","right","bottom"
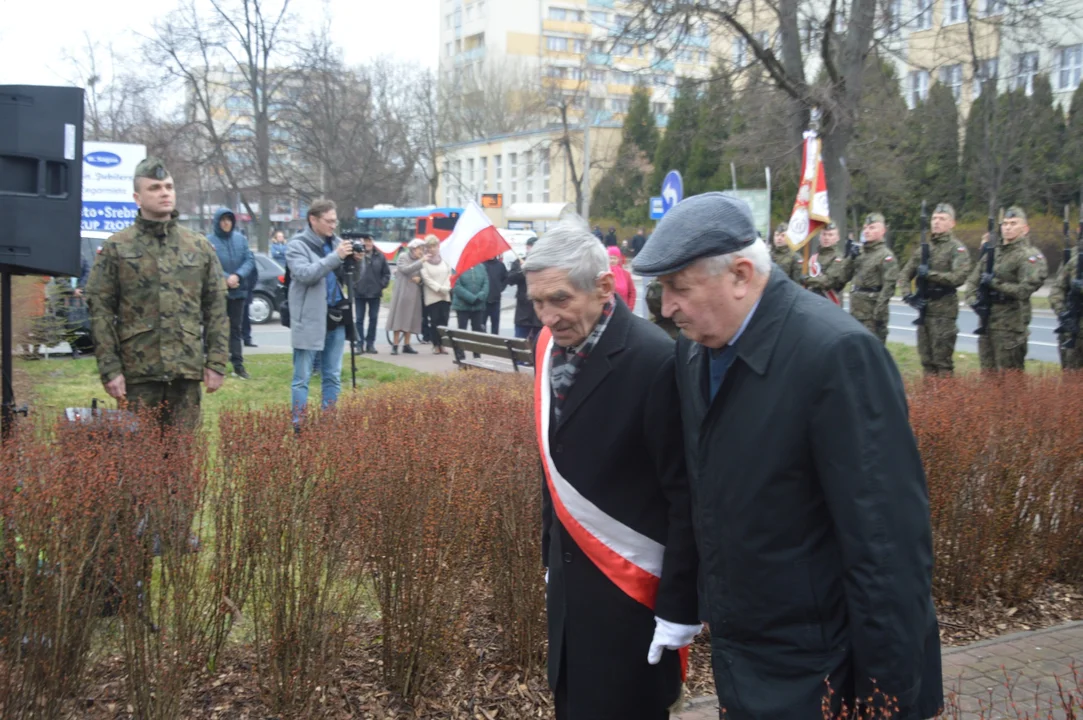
{"left": 82, "top": 141, "right": 146, "bottom": 232}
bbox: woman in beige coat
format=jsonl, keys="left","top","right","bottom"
{"left": 419, "top": 236, "right": 453, "bottom": 354}
{"left": 386, "top": 238, "right": 425, "bottom": 354}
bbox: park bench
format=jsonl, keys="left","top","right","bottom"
{"left": 436, "top": 327, "right": 534, "bottom": 373}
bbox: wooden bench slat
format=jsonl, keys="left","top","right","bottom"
{"left": 436, "top": 326, "right": 535, "bottom": 372}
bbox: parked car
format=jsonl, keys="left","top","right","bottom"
{"left": 248, "top": 253, "right": 286, "bottom": 324}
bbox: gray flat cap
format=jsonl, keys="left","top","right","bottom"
{"left": 632, "top": 192, "right": 757, "bottom": 276}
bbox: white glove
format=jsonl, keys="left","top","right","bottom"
{"left": 647, "top": 617, "right": 702, "bottom": 665}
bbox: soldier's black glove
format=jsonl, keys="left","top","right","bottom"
{"left": 979, "top": 272, "right": 995, "bottom": 288}
{"left": 916, "top": 264, "right": 929, "bottom": 279}
{"left": 1071, "top": 278, "right": 1083, "bottom": 294}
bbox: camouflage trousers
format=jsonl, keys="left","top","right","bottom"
{"left": 917, "top": 316, "right": 958, "bottom": 375}
{"left": 1059, "top": 337, "right": 1083, "bottom": 370}
{"left": 854, "top": 316, "right": 889, "bottom": 344}
{"left": 125, "top": 379, "right": 203, "bottom": 436}
{"left": 978, "top": 331, "right": 1027, "bottom": 371}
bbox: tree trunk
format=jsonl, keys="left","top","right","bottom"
{"left": 821, "top": 125, "right": 853, "bottom": 242}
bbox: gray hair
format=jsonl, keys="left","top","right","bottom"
{"left": 523, "top": 217, "right": 609, "bottom": 292}
{"left": 699, "top": 238, "right": 772, "bottom": 276}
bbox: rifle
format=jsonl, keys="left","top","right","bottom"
{"left": 903, "top": 200, "right": 929, "bottom": 326}
{"left": 972, "top": 215, "right": 997, "bottom": 335}
{"left": 1055, "top": 207, "right": 1083, "bottom": 350}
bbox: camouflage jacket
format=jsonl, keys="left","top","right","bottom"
{"left": 770, "top": 244, "right": 804, "bottom": 284}
{"left": 86, "top": 211, "right": 229, "bottom": 385}
{"left": 845, "top": 241, "right": 898, "bottom": 319}
{"left": 805, "top": 245, "right": 850, "bottom": 295}
{"left": 963, "top": 236, "right": 1046, "bottom": 334}
{"left": 1050, "top": 249, "right": 1082, "bottom": 333}
{"left": 898, "top": 232, "right": 971, "bottom": 319}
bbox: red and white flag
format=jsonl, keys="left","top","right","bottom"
{"left": 785, "top": 129, "right": 831, "bottom": 251}
{"left": 441, "top": 200, "right": 511, "bottom": 285}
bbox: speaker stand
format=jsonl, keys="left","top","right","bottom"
{"left": 2, "top": 266, "right": 21, "bottom": 438}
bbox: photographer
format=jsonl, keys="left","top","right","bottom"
{"left": 350, "top": 234, "right": 391, "bottom": 354}
{"left": 286, "top": 199, "right": 361, "bottom": 426}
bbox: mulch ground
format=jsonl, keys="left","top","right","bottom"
{"left": 71, "top": 582, "right": 1083, "bottom": 719}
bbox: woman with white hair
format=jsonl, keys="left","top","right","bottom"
{"left": 385, "top": 238, "right": 426, "bottom": 354}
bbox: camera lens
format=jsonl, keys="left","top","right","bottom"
{"left": 351, "top": 241, "right": 365, "bottom": 254}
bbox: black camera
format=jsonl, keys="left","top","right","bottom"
{"left": 343, "top": 232, "right": 373, "bottom": 255}
{"left": 351, "top": 240, "right": 365, "bottom": 254}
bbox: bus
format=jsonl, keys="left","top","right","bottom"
{"left": 351, "top": 206, "right": 462, "bottom": 258}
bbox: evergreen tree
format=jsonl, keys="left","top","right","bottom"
{"left": 591, "top": 85, "right": 657, "bottom": 222}
{"left": 904, "top": 82, "right": 961, "bottom": 213}
{"left": 1020, "top": 75, "right": 1063, "bottom": 212}
{"left": 686, "top": 73, "right": 734, "bottom": 195}
{"left": 961, "top": 83, "right": 995, "bottom": 214}
{"left": 1061, "top": 82, "right": 1083, "bottom": 204}
{"left": 651, "top": 77, "right": 700, "bottom": 189}
{"left": 623, "top": 85, "right": 659, "bottom": 159}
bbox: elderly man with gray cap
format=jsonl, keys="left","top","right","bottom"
{"left": 524, "top": 218, "right": 699, "bottom": 719}
{"left": 633, "top": 192, "right": 942, "bottom": 719}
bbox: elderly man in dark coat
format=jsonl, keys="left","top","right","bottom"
{"left": 632, "top": 193, "right": 942, "bottom": 720}
{"left": 525, "top": 219, "right": 700, "bottom": 720}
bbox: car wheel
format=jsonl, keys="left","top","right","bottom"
{"left": 249, "top": 293, "right": 273, "bottom": 324}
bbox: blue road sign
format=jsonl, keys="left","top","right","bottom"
{"left": 649, "top": 196, "right": 664, "bottom": 220}
{"left": 661, "top": 170, "right": 683, "bottom": 214}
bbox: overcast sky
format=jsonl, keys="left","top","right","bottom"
{"left": 0, "top": 0, "right": 439, "bottom": 87}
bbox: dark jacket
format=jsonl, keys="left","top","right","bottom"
{"left": 352, "top": 248, "right": 391, "bottom": 299}
{"left": 540, "top": 300, "right": 698, "bottom": 717}
{"left": 450, "top": 264, "right": 489, "bottom": 313}
{"left": 506, "top": 259, "right": 542, "bottom": 329}
{"left": 483, "top": 257, "right": 507, "bottom": 304}
{"left": 631, "top": 233, "right": 648, "bottom": 256}
{"left": 207, "top": 208, "right": 255, "bottom": 300}
{"left": 270, "top": 241, "right": 288, "bottom": 266}
{"left": 675, "top": 268, "right": 942, "bottom": 720}
{"left": 604, "top": 231, "right": 618, "bottom": 247}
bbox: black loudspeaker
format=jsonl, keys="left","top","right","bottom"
{"left": 0, "top": 85, "right": 85, "bottom": 277}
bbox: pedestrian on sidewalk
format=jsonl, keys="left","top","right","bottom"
{"left": 483, "top": 255, "right": 508, "bottom": 334}
{"left": 506, "top": 238, "right": 543, "bottom": 343}
{"left": 207, "top": 207, "right": 255, "bottom": 379}
{"left": 451, "top": 263, "right": 489, "bottom": 359}
{"left": 634, "top": 192, "right": 942, "bottom": 720}
{"left": 386, "top": 239, "right": 425, "bottom": 355}
{"left": 608, "top": 246, "right": 636, "bottom": 310}
{"left": 527, "top": 218, "right": 699, "bottom": 720}
{"left": 420, "top": 236, "right": 452, "bottom": 355}
{"left": 350, "top": 233, "right": 391, "bottom": 354}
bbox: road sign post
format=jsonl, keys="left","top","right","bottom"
{"left": 661, "top": 170, "right": 683, "bottom": 215}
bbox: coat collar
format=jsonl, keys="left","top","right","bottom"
{"left": 554, "top": 297, "right": 631, "bottom": 432}
{"left": 685, "top": 267, "right": 796, "bottom": 383}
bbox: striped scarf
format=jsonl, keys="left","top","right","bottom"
{"left": 549, "top": 301, "right": 615, "bottom": 422}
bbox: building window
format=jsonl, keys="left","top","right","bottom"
{"left": 1013, "top": 52, "right": 1039, "bottom": 95}
{"left": 590, "top": 68, "right": 607, "bottom": 82}
{"left": 547, "top": 36, "right": 568, "bottom": 52}
{"left": 944, "top": 0, "right": 966, "bottom": 24}
{"left": 611, "top": 97, "right": 629, "bottom": 112}
{"left": 494, "top": 155, "right": 502, "bottom": 193}
{"left": 573, "top": 39, "right": 585, "bottom": 53}
{"left": 939, "top": 63, "right": 963, "bottom": 100}
{"left": 453, "top": 7, "right": 461, "bottom": 27}
{"left": 907, "top": 69, "right": 929, "bottom": 108}
{"left": 612, "top": 70, "right": 632, "bottom": 84}
{"left": 1058, "top": 45, "right": 1082, "bottom": 91}
{"left": 592, "top": 40, "right": 605, "bottom": 53}
{"left": 615, "top": 42, "right": 633, "bottom": 56}
{"left": 509, "top": 153, "right": 518, "bottom": 204}
{"left": 549, "top": 7, "right": 566, "bottom": 20}
{"left": 886, "top": 0, "right": 903, "bottom": 33}
{"left": 655, "top": 74, "right": 669, "bottom": 87}
{"left": 587, "top": 96, "right": 605, "bottom": 111}
{"left": 479, "top": 157, "right": 488, "bottom": 192}
{"left": 980, "top": 0, "right": 1004, "bottom": 14}
{"left": 445, "top": 13, "right": 452, "bottom": 29}
{"left": 733, "top": 36, "right": 748, "bottom": 68}
{"left": 590, "top": 10, "right": 607, "bottom": 25}
{"left": 677, "top": 48, "right": 693, "bottom": 62}
{"left": 698, "top": 50, "right": 710, "bottom": 64}
{"left": 615, "top": 14, "right": 631, "bottom": 30}
{"left": 756, "top": 30, "right": 770, "bottom": 49}
{"left": 467, "top": 158, "right": 475, "bottom": 191}
{"left": 973, "top": 58, "right": 998, "bottom": 97}
{"left": 465, "top": 3, "right": 473, "bottom": 21}
{"left": 446, "top": 42, "right": 454, "bottom": 57}
{"left": 541, "top": 148, "right": 550, "bottom": 202}
{"left": 652, "top": 101, "right": 667, "bottom": 115}
{"left": 524, "top": 150, "right": 534, "bottom": 203}
{"left": 915, "top": 0, "right": 933, "bottom": 29}
{"left": 694, "top": 21, "right": 709, "bottom": 37}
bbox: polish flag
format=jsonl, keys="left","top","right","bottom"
{"left": 441, "top": 200, "right": 511, "bottom": 285}
{"left": 785, "top": 128, "right": 831, "bottom": 252}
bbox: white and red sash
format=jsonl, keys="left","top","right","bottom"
{"left": 534, "top": 326, "right": 665, "bottom": 608}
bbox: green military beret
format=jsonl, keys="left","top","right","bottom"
{"left": 933, "top": 203, "right": 955, "bottom": 220}
{"left": 864, "top": 212, "right": 885, "bottom": 225}
{"left": 134, "top": 156, "right": 170, "bottom": 181}
{"left": 1004, "top": 206, "right": 1027, "bottom": 223}
{"left": 824, "top": 221, "right": 837, "bottom": 230}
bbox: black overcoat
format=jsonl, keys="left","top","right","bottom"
{"left": 675, "top": 269, "right": 942, "bottom": 719}
{"left": 540, "top": 300, "right": 699, "bottom": 718}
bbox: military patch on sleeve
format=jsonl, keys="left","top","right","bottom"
{"left": 957, "top": 246, "right": 967, "bottom": 252}
{"left": 834, "top": 257, "right": 843, "bottom": 263}
{"left": 1028, "top": 255, "right": 1038, "bottom": 263}
{"left": 885, "top": 255, "right": 894, "bottom": 262}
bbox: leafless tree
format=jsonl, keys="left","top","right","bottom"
{"left": 144, "top": 0, "right": 296, "bottom": 252}
{"left": 64, "top": 36, "right": 161, "bottom": 143}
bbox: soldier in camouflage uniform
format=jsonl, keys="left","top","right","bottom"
{"left": 963, "top": 207, "right": 1047, "bottom": 372}
{"left": 770, "top": 223, "right": 804, "bottom": 284}
{"left": 841, "top": 213, "right": 898, "bottom": 344}
{"left": 804, "top": 222, "right": 851, "bottom": 304}
{"left": 898, "top": 203, "right": 971, "bottom": 375}
{"left": 86, "top": 158, "right": 229, "bottom": 433}
{"left": 645, "top": 279, "right": 679, "bottom": 339}
{"left": 1051, "top": 247, "right": 1083, "bottom": 370}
